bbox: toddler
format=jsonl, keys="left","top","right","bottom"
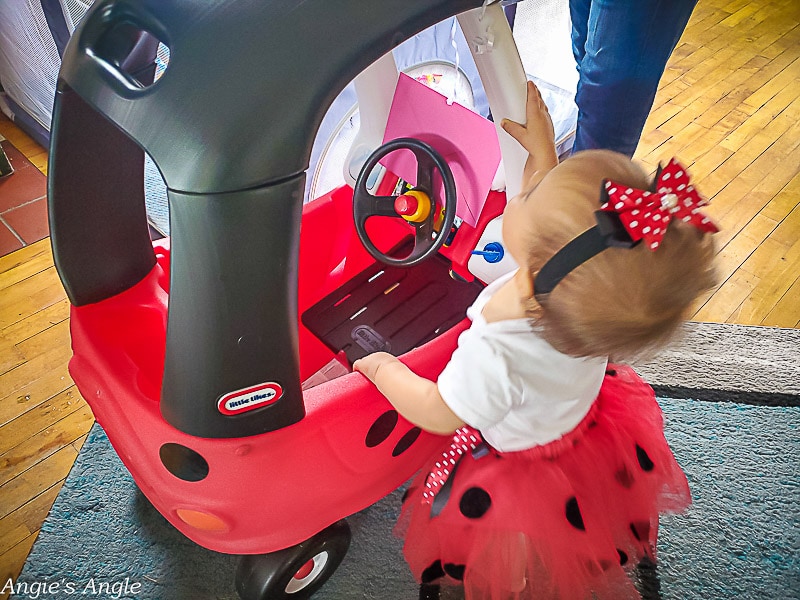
{"left": 354, "top": 80, "right": 717, "bottom": 599}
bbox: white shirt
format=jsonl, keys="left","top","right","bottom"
{"left": 437, "top": 271, "right": 608, "bottom": 452}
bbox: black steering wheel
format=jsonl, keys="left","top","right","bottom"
{"left": 353, "top": 138, "right": 457, "bottom": 267}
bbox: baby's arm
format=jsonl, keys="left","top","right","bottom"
{"left": 353, "top": 352, "right": 465, "bottom": 435}
{"left": 501, "top": 80, "right": 559, "bottom": 190}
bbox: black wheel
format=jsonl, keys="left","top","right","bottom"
{"left": 353, "top": 137, "right": 457, "bottom": 267}
{"left": 235, "top": 520, "right": 352, "bottom": 600}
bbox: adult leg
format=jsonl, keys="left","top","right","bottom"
{"left": 504, "top": 3, "right": 517, "bottom": 29}
{"left": 569, "top": 0, "right": 592, "bottom": 68}
{"left": 572, "top": 0, "right": 698, "bottom": 157}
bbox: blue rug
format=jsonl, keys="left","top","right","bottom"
{"left": 15, "top": 324, "right": 800, "bottom": 599}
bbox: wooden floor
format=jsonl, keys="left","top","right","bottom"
{"left": 1, "top": 0, "right": 798, "bottom": 592}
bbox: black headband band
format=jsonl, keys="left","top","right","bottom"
{"left": 532, "top": 210, "right": 639, "bottom": 298}
{"left": 531, "top": 165, "right": 664, "bottom": 300}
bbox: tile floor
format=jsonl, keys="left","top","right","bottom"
{"left": 0, "top": 137, "right": 48, "bottom": 257}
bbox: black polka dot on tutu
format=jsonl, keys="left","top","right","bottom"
{"left": 605, "top": 368, "right": 617, "bottom": 377}
{"left": 459, "top": 487, "right": 492, "bottom": 519}
{"left": 421, "top": 560, "right": 445, "bottom": 583}
{"left": 565, "top": 496, "right": 586, "bottom": 531}
{"left": 585, "top": 560, "right": 602, "bottom": 576}
{"left": 618, "top": 549, "right": 629, "bottom": 565}
{"left": 636, "top": 444, "right": 655, "bottom": 471}
{"left": 615, "top": 466, "right": 635, "bottom": 489}
{"left": 443, "top": 563, "right": 466, "bottom": 580}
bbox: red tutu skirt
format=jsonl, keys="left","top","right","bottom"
{"left": 397, "top": 365, "right": 690, "bottom": 600}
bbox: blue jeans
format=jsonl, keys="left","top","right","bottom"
{"left": 570, "top": 0, "right": 698, "bottom": 156}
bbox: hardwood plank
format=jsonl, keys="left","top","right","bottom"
{"left": 0, "top": 300, "right": 70, "bottom": 348}
{"left": 718, "top": 91, "right": 796, "bottom": 155}
{"left": 0, "top": 401, "right": 92, "bottom": 488}
{"left": 670, "top": 50, "right": 744, "bottom": 107}
{"left": 0, "top": 332, "right": 25, "bottom": 376}
{"left": 684, "top": 144, "right": 734, "bottom": 183}
{"left": 639, "top": 123, "right": 709, "bottom": 168}
{"left": 759, "top": 172, "right": 800, "bottom": 224}
{"left": 0, "top": 444, "right": 78, "bottom": 521}
{"left": 691, "top": 88, "right": 752, "bottom": 131}
{"left": 691, "top": 215, "right": 776, "bottom": 322}
{"left": 720, "top": 0, "right": 752, "bottom": 14}
{"left": 719, "top": 171, "right": 800, "bottom": 250}
{"left": 660, "top": 121, "right": 730, "bottom": 165}
{"left": 0, "top": 386, "right": 85, "bottom": 456}
{"left": 702, "top": 115, "right": 800, "bottom": 234}
{"left": 0, "top": 240, "right": 51, "bottom": 277}
{"left": 713, "top": 213, "right": 780, "bottom": 282}
{"left": 664, "top": 43, "right": 716, "bottom": 78}
{"left": 731, "top": 237, "right": 800, "bottom": 323}
{"left": 0, "top": 268, "right": 66, "bottom": 331}
{"left": 0, "top": 353, "right": 74, "bottom": 427}
{"left": 700, "top": 111, "right": 798, "bottom": 202}
{"left": 694, "top": 268, "right": 759, "bottom": 323}
{"left": 635, "top": 128, "right": 672, "bottom": 161}
{"left": 25, "top": 151, "right": 48, "bottom": 175}
{"left": 0, "top": 524, "right": 29, "bottom": 560}
{"left": 0, "top": 532, "right": 36, "bottom": 598}
{"left": 723, "top": 45, "right": 798, "bottom": 110}
{"left": 743, "top": 56, "right": 800, "bottom": 111}
{"left": 0, "top": 256, "right": 56, "bottom": 298}
{"left": 682, "top": 11, "right": 727, "bottom": 46}
{"left": 720, "top": 2, "right": 763, "bottom": 27}
{"left": 71, "top": 434, "right": 89, "bottom": 453}
{"left": 0, "top": 485, "right": 60, "bottom": 555}
{"left": 0, "top": 131, "right": 40, "bottom": 160}
{"left": 770, "top": 201, "right": 800, "bottom": 248}
{"left": 651, "top": 72, "right": 691, "bottom": 105}
{"left": 733, "top": 0, "right": 782, "bottom": 30}
{"left": 13, "top": 320, "right": 71, "bottom": 364}
{"left": 761, "top": 275, "right": 800, "bottom": 327}
{"left": 748, "top": 17, "right": 800, "bottom": 61}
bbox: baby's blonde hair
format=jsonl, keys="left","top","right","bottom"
{"left": 524, "top": 150, "right": 718, "bottom": 362}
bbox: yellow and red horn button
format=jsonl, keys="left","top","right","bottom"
{"left": 394, "top": 190, "right": 431, "bottom": 223}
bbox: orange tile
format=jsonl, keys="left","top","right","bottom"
{"left": 3, "top": 197, "right": 50, "bottom": 244}
{"left": 0, "top": 221, "right": 24, "bottom": 256}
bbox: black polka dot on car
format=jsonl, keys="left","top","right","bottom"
{"left": 392, "top": 427, "right": 421, "bottom": 456}
{"left": 159, "top": 443, "right": 209, "bottom": 482}
{"left": 364, "top": 410, "right": 398, "bottom": 447}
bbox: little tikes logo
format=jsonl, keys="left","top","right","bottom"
{"left": 218, "top": 382, "right": 283, "bottom": 415}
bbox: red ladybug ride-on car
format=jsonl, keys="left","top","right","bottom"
{"left": 48, "top": 1, "right": 530, "bottom": 597}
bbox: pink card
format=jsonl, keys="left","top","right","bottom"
{"left": 381, "top": 73, "right": 501, "bottom": 228}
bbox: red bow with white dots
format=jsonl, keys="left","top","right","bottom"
{"left": 422, "top": 427, "right": 484, "bottom": 504}
{"left": 600, "top": 159, "right": 718, "bottom": 251}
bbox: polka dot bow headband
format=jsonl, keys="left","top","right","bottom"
{"left": 600, "top": 158, "right": 718, "bottom": 251}
{"left": 533, "top": 159, "right": 719, "bottom": 299}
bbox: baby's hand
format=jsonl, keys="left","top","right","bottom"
{"left": 501, "top": 80, "right": 557, "bottom": 162}
{"left": 501, "top": 80, "right": 559, "bottom": 189}
{"left": 353, "top": 351, "right": 398, "bottom": 382}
